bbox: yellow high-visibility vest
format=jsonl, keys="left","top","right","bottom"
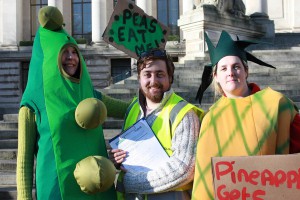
{"left": 117, "top": 93, "right": 204, "bottom": 200}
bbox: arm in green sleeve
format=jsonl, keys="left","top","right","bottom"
{"left": 17, "top": 106, "right": 37, "bottom": 200}
{"left": 94, "top": 90, "right": 130, "bottom": 119}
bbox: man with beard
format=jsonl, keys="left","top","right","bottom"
{"left": 110, "top": 48, "right": 204, "bottom": 200}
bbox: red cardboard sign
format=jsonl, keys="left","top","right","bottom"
{"left": 102, "top": 0, "right": 169, "bottom": 59}
{"left": 212, "top": 153, "right": 300, "bottom": 200}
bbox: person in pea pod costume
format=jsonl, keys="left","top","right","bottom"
{"left": 192, "top": 30, "right": 300, "bottom": 200}
{"left": 16, "top": 6, "right": 129, "bottom": 200}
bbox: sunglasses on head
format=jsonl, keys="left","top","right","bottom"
{"left": 138, "top": 49, "right": 167, "bottom": 59}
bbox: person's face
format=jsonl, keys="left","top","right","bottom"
{"left": 139, "top": 59, "right": 171, "bottom": 103}
{"left": 214, "top": 56, "right": 249, "bottom": 98}
{"left": 61, "top": 46, "right": 79, "bottom": 76}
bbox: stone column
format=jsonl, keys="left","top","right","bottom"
{"left": 136, "top": 0, "right": 147, "bottom": 14}
{"left": 183, "top": 0, "right": 194, "bottom": 14}
{"left": 292, "top": 0, "right": 300, "bottom": 30}
{"left": 244, "top": 0, "right": 268, "bottom": 17}
{"left": 92, "top": 0, "right": 106, "bottom": 46}
{"left": 48, "top": 0, "right": 64, "bottom": 15}
{"left": 48, "top": 0, "right": 56, "bottom": 6}
{"left": 1, "top": 0, "right": 21, "bottom": 46}
{"left": 244, "top": 0, "right": 274, "bottom": 38}
{"left": 0, "top": 0, "right": 2, "bottom": 45}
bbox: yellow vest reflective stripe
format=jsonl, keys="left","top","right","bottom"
{"left": 117, "top": 93, "right": 204, "bottom": 199}
{"left": 122, "top": 97, "right": 139, "bottom": 131}
{"left": 149, "top": 93, "right": 204, "bottom": 155}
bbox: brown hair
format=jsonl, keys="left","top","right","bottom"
{"left": 137, "top": 52, "right": 175, "bottom": 84}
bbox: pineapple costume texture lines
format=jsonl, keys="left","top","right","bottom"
{"left": 192, "top": 87, "right": 297, "bottom": 200}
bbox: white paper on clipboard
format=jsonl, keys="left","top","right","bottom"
{"left": 109, "top": 118, "right": 169, "bottom": 172}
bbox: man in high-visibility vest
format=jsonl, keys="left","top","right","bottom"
{"left": 111, "top": 48, "right": 205, "bottom": 200}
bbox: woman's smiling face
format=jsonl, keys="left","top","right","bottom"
{"left": 61, "top": 46, "right": 79, "bottom": 77}
{"left": 214, "top": 56, "right": 249, "bottom": 98}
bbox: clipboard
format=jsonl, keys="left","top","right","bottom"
{"left": 109, "top": 118, "right": 169, "bottom": 171}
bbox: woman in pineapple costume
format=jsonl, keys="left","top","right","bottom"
{"left": 192, "top": 30, "right": 300, "bottom": 200}
{"left": 17, "top": 6, "right": 129, "bottom": 199}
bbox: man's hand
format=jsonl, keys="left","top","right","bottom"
{"left": 109, "top": 149, "right": 127, "bottom": 172}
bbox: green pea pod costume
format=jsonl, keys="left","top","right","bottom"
{"left": 18, "top": 18, "right": 116, "bottom": 200}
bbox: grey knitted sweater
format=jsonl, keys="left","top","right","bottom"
{"left": 122, "top": 90, "right": 200, "bottom": 198}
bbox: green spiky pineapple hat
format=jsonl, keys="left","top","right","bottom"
{"left": 196, "top": 30, "right": 275, "bottom": 104}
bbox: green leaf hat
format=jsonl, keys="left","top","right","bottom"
{"left": 196, "top": 30, "right": 275, "bottom": 104}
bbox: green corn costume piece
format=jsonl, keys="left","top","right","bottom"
{"left": 18, "top": 6, "right": 116, "bottom": 200}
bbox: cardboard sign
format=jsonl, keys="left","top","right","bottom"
{"left": 102, "top": 0, "right": 169, "bottom": 59}
{"left": 212, "top": 154, "right": 300, "bottom": 200}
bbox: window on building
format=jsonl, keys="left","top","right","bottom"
{"left": 111, "top": 58, "right": 131, "bottom": 83}
{"left": 72, "top": 0, "right": 92, "bottom": 43}
{"left": 30, "top": 0, "right": 48, "bottom": 40}
{"left": 157, "top": 0, "right": 179, "bottom": 41}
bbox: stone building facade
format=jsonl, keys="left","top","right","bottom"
{"left": 0, "top": 0, "right": 299, "bottom": 116}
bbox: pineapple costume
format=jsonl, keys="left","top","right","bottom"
{"left": 192, "top": 31, "right": 300, "bottom": 200}
{"left": 17, "top": 6, "right": 127, "bottom": 200}
{"left": 192, "top": 84, "right": 298, "bottom": 200}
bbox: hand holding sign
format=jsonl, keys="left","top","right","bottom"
{"left": 102, "top": 0, "right": 169, "bottom": 59}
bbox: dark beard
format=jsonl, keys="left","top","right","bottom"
{"left": 141, "top": 84, "right": 164, "bottom": 103}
